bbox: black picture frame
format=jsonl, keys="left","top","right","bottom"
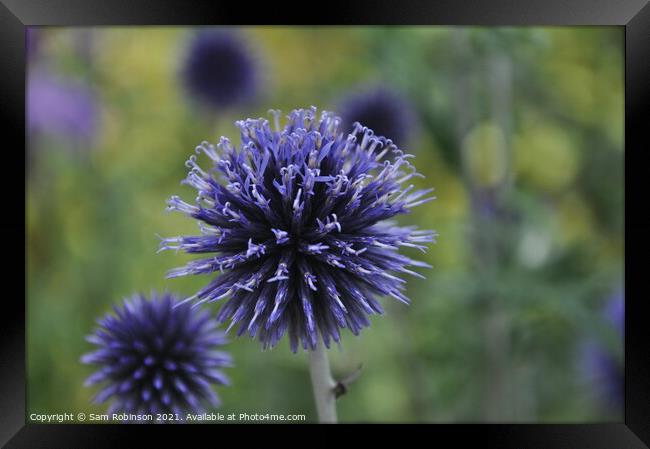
{"left": 3, "top": 0, "right": 649, "bottom": 446}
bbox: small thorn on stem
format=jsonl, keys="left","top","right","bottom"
{"left": 334, "top": 364, "right": 363, "bottom": 399}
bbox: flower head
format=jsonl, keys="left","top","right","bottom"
{"left": 339, "top": 86, "right": 416, "bottom": 147}
{"left": 605, "top": 290, "right": 624, "bottom": 334}
{"left": 581, "top": 289, "right": 624, "bottom": 410}
{"left": 181, "top": 30, "right": 258, "bottom": 110}
{"left": 161, "top": 107, "right": 436, "bottom": 352}
{"left": 28, "top": 68, "right": 98, "bottom": 141}
{"left": 27, "top": 27, "right": 40, "bottom": 60}
{"left": 82, "top": 292, "right": 231, "bottom": 415}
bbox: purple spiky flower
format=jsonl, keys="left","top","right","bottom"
{"left": 82, "top": 292, "right": 232, "bottom": 415}
{"left": 160, "top": 107, "right": 436, "bottom": 352}
{"left": 339, "top": 86, "right": 416, "bottom": 147}
{"left": 181, "top": 30, "right": 258, "bottom": 110}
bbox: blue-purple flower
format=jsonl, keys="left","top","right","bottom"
{"left": 160, "top": 107, "right": 436, "bottom": 352}
{"left": 581, "top": 290, "right": 624, "bottom": 411}
{"left": 339, "top": 86, "right": 416, "bottom": 147}
{"left": 26, "top": 27, "right": 40, "bottom": 60}
{"left": 27, "top": 68, "right": 98, "bottom": 141}
{"left": 181, "top": 30, "right": 258, "bottom": 110}
{"left": 82, "top": 292, "right": 232, "bottom": 415}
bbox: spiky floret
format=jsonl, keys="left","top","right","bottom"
{"left": 161, "top": 107, "right": 436, "bottom": 352}
{"left": 82, "top": 292, "right": 232, "bottom": 415}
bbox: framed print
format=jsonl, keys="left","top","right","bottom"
{"left": 2, "top": 0, "right": 649, "bottom": 446}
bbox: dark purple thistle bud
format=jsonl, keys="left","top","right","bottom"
{"left": 161, "top": 107, "right": 436, "bottom": 352}
{"left": 181, "top": 30, "right": 258, "bottom": 110}
{"left": 338, "top": 86, "right": 416, "bottom": 147}
{"left": 81, "top": 292, "right": 232, "bottom": 415}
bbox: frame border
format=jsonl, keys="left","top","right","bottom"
{"left": 4, "top": 0, "right": 649, "bottom": 446}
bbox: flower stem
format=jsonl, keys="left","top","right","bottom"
{"left": 308, "top": 339, "right": 337, "bottom": 423}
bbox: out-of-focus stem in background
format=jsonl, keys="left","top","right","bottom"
{"left": 451, "top": 29, "right": 522, "bottom": 421}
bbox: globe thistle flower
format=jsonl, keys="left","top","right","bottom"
{"left": 160, "top": 107, "right": 436, "bottom": 352}
{"left": 338, "top": 86, "right": 416, "bottom": 147}
{"left": 581, "top": 290, "right": 624, "bottom": 410}
{"left": 82, "top": 292, "right": 232, "bottom": 415}
{"left": 181, "top": 30, "right": 258, "bottom": 110}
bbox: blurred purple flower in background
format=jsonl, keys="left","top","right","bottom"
{"left": 581, "top": 289, "right": 624, "bottom": 411}
{"left": 27, "top": 68, "right": 99, "bottom": 143}
{"left": 26, "top": 27, "right": 40, "bottom": 60}
{"left": 338, "top": 86, "right": 416, "bottom": 147}
{"left": 82, "top": 292, "right": 232, "bottom": 416}
{"left": 181, "top": 30, "right": 259, "bottom": 110}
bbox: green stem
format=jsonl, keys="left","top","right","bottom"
{"left": 308, "top": 339, "right": 337, "bottom": 423}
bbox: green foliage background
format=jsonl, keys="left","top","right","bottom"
{"left": 27, "top": 26, "right": 623, "bottom": 422}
